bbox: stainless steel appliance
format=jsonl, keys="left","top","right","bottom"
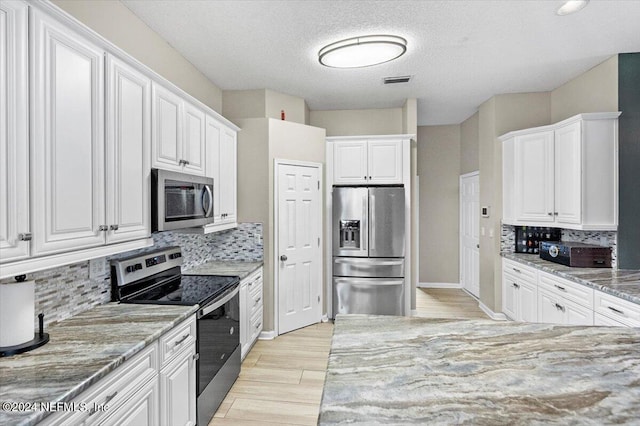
{"left": 111, "top": 247, "right": 240, "bottom": 426}
{"left": 540, "top": 241, "right": 612, "bottom": 268}
{"left": 152, "top": 168, "right": 214, "bottom": 232}
{"left": 332, "top": 186, "right": 405, "bottom": 317}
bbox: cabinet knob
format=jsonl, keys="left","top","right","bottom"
{"left": 110, "top": 224, "right": 119, "bottom": 231}
{"left": 18, "top": 233, "right": 32, "bottom": 241}
{"left": 548, "top": 212, "right": 553, "bottom": 216}
{"left": 98, "top": 225, "right": 108, "bottom": 232}
{"left": 280, "top": 255, "right": 287, "bottom": 261}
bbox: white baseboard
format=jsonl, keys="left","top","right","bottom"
{"left": 479, "top": 301, "right": 508, "bottom": 321}
{"left": 418, "top": 282, "right": 462, "bottom": 289}
{"left": 258, "top": 330, "right": 277, "bottom": 340}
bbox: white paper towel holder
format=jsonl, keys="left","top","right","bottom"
{"left": 0, "top": 275, "right": 50, "bottom": 357}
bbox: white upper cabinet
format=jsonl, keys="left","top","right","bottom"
{"left": 332, "top": 138, "right": 404, "bottom": 185}
{"left": 152, "top": 83, "right": 206, "bottom": 176}
{"left": 105, "top": 54, "right": 151, "bottom": 244}
{"left": 501, "top": 112, "right": 620, "bottom": 230}
{"left": 0, "top": 0, "right": 30, "bottom": 262}
{"left": 205, "top": 115, "right": 237, "bottom": 232}
{"left": 31, "top": 9, "right": 106, "bottom": 256}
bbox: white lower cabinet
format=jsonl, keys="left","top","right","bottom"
{"left": 538, "top": 286, "right": 593, "bottom": 325}
{"left": 240, "top": 268, "right": 263, "bottom": 359}
{"left": 502, "top": 263, "right": 537, "bottom": 322}
{"left": 593, "top": 290, "right": 640, "bottom": 327}
{"left": 159, "top": 343, "right": 196, "bottom": 426}
{"left": 41, "top": 315, "right": 197, "bottom": 426}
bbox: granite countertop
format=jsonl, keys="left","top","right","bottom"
{"left": 319, "top": 315, "right": 640, "bottom": 425}
{"left": 0, "top": 303, "right": 198, "bottom": 426}
{"left": 183, "top": 260, "right": 263, "bottom": 280}
{"left": 502, "top": 252, "right": 640, "bottom": 305}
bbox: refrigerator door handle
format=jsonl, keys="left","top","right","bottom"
{"left": 334, "top": 258, "right": 404, "bottom": 266}
{"left": 370, "top": 193, "right": 376, "bottom": 251}
{"left": 362, "top": 194, "right": 368, "bottom": 252}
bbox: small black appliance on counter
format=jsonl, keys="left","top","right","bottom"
{"left": 515, "top": 226, "right": 560, "bottom": 254}
{"left": 539, "top": 241, "right": 612, "bottom": 268}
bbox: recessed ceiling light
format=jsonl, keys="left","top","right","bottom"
{"left": 318, "top": 35, "right": 407, "bottom": 68}
{"left": 556, "top": 0, "right": 589, "bottom": 16}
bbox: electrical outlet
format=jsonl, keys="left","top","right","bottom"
{"left": 89, "top": 258, "right": 107, "bottom": 280}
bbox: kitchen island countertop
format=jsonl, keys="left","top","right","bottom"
{"left": 0, "top": 303, "right": 197, "bottom": 426}
{"left": 319, "top": 314, "right": 640, "bottom": 425}
{"left": 183, "top": 260, "right": 263, "bottom": 280}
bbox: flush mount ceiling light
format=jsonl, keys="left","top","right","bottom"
{"left": 318, "top": 35, "right": 407, "bottom": 68}
{"left": 556, "top": 0, "right": 589, "bottom": 16}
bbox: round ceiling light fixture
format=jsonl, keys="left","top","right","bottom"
{"left": 556, "top": 0, "right": 589, "bottom": 16}
{"left": 318, "top": 35, "right": 407, "bottom": 68}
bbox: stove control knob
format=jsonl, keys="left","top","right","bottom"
{"left": 135, "top": 263, "right": 143, "bottom": 271}
{"left": 125, "top": 265, "right": 135, "bottom": 273}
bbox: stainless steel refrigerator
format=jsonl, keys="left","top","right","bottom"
{"left": 332, "top": 186, "right": 405, "bottom": 317}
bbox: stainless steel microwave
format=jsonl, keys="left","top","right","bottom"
{"left": 151, "top": 169, "right": 214, "bottom": 232}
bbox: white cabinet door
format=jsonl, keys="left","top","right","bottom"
{"left": 564, "top": 299, "right": 593, "bottom": 325}
{"left": 100, "top": 378, "right": 159, "bottom": 426}
{"left": 219, "top": 128, "right": 237, "bottom": 224}
{"left": 518, "top": 280, "right": 538, "bottom": 322}
{"left": 105, "top": 55, "right": 151, "bottom": 244}
{"left": 152, "top": 83, "right": 182, "bottom": 172}
{"left": 514, "top": 131, "right": 554, "bottom": 223}
{"left": 554, "top": 121, "right": 582, "bottom": 225}
{"left": 537, "top": 287, "right": 564, "bottom": 325}
{"left": 0, "top": 0, "right": 29, "bottom": 262}
{"left": 594, "top": 313, "right": 627, "bottom": 327}
{"left": 333, "top": 141, "right": 367, "bottom": 184}
{"left": 182, "top": 101, "right": 206, "bottom": 176}
{"left": 367, "top": 139, "right": 403, "bottom": 184}
{"left": 31, "top": 10, "right": 106, "bottom": 256}
{"left": 502, "top": 272, "right": 518, "bottom": 320}
{"left": 160, "top": 344, "right": 197, "bottom": 426}
{"left": 205, "top": 115, "right": 222, "bottom": 222}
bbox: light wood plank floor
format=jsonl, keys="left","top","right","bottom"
{"left": 209, "top": 288, "right": 488, "bottom": 425}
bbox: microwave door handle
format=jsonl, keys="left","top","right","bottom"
{"left": 202, "top": 185, "right": 213, "bottom": 217}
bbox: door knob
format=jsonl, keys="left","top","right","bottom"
{"left": 280, "top": 255, "right": 287, "bottom": 261}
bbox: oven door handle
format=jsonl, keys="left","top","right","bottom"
{"left": 200, "top": 286, "right": 239, "bottom": 317}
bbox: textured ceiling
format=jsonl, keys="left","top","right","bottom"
{"left": 121, "top": 0, "right": 640, "bottom": 126}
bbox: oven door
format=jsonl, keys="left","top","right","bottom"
{"left": 197, "top": 285, "right": 240, "bottom": 425}
{"left": 152, "top": 168, "right": 214, "bottom": 231}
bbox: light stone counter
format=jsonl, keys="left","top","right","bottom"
{"left": 319, "top": 315, "right": 640, "bottom": 425}
{"left": 183, "top": 260, "right": 263, "bottom": 280}
{"left": 0, "top": 303, "right": 197, "bottom": 426}
{"left": 502, "top": 252, "right": 640, "bottom": 305}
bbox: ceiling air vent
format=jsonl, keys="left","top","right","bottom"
{"left": 383, "top": 75, "right": 411, "bottom": 84}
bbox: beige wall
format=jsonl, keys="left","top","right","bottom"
{"left": 223, "top": 89, "right": 307, "bottom": 125}
{"left": 237, "top": 118, "right": 326, "bottom": 332}
{"left": 52, "top": 0, "right": 222, "bottom": 113}
{"left": 417, "top": 125, "right": 461, "bottom": 283}
{"left": 460, "top": 112, "right": 479, "bottom": 174}
{"left": 551, "top": 55, "right": 619, "bottom": 122}
{"left": 478, "top": 93, "right": 550, "bottom": 312}
{"left": 402, "top": 99, "right": 418, "bottom": 135}
{"left": 309, "top": 108, "right": 404, "bottom": 136}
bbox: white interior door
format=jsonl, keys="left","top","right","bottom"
{"left": 277, "top": 162, "right": 322, "bottom": 335}
{"left": 460, "top": 172, "right": 480, "bottom": 298}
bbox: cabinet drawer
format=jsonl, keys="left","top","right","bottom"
{"left": 538, "top": 272, "right": 593, "bottom": 309}
{"left": 42, "top": 343, "right": 158, "bottom": 426}
{"left": 594, "top": 312, "right": 628, "bottom": 327}
{"left": 250, "top": 307, "right": 263, "bottom": 338}
{"left": 502, "top": 259, "right": 537, "bottom": 285}
{"left": 594, "top": 291, "right": 640, "bottom": 327}
{"left": 159, "top": 315, "right": 196, "bottom": 366}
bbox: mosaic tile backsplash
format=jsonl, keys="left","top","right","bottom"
{"left": 501, "top": 224, "right": 618, "bottom": 268}
{"left": 3, "top": 223, "right": 263, "bottom": 328}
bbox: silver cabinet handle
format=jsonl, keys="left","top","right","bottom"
{"left": 554, "top": 212, "right": 558, "bottom": 216}
{"left": 280, "top": 255, "right": 287, "bottom": 261}
{"left": 608, "top": 306, "right": 624, "bottom": 315}
{"left": 554, "top": 284, "right": 566, "bottom": 291}
{"left": 555, "top": 303, "right": 565, "bottom": 312}
{"left": 512, "top": 282, "right": 520, "bottom": 289}
{"left": 548, "top": 212, "right": 553, "bottom": 216}
{"left": 18, "top": 233, "right": 32, "bottom": 241}
{"left": 178, "top": 159, "right": 185, "bottom": 165}
{"left": 105, "top": 391, "right": 118, "bottom": 404}
{"left": 512, "top": 268, "right": 521, "bottom": 273}
{"left": 98, "top": 225, "right": 108, "bottom": 232}
{"left": 174, "top": 333, "right": 190, "bottom": 347}
{"left": 109, "top": 224, "right": 119, "bottom": 231}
